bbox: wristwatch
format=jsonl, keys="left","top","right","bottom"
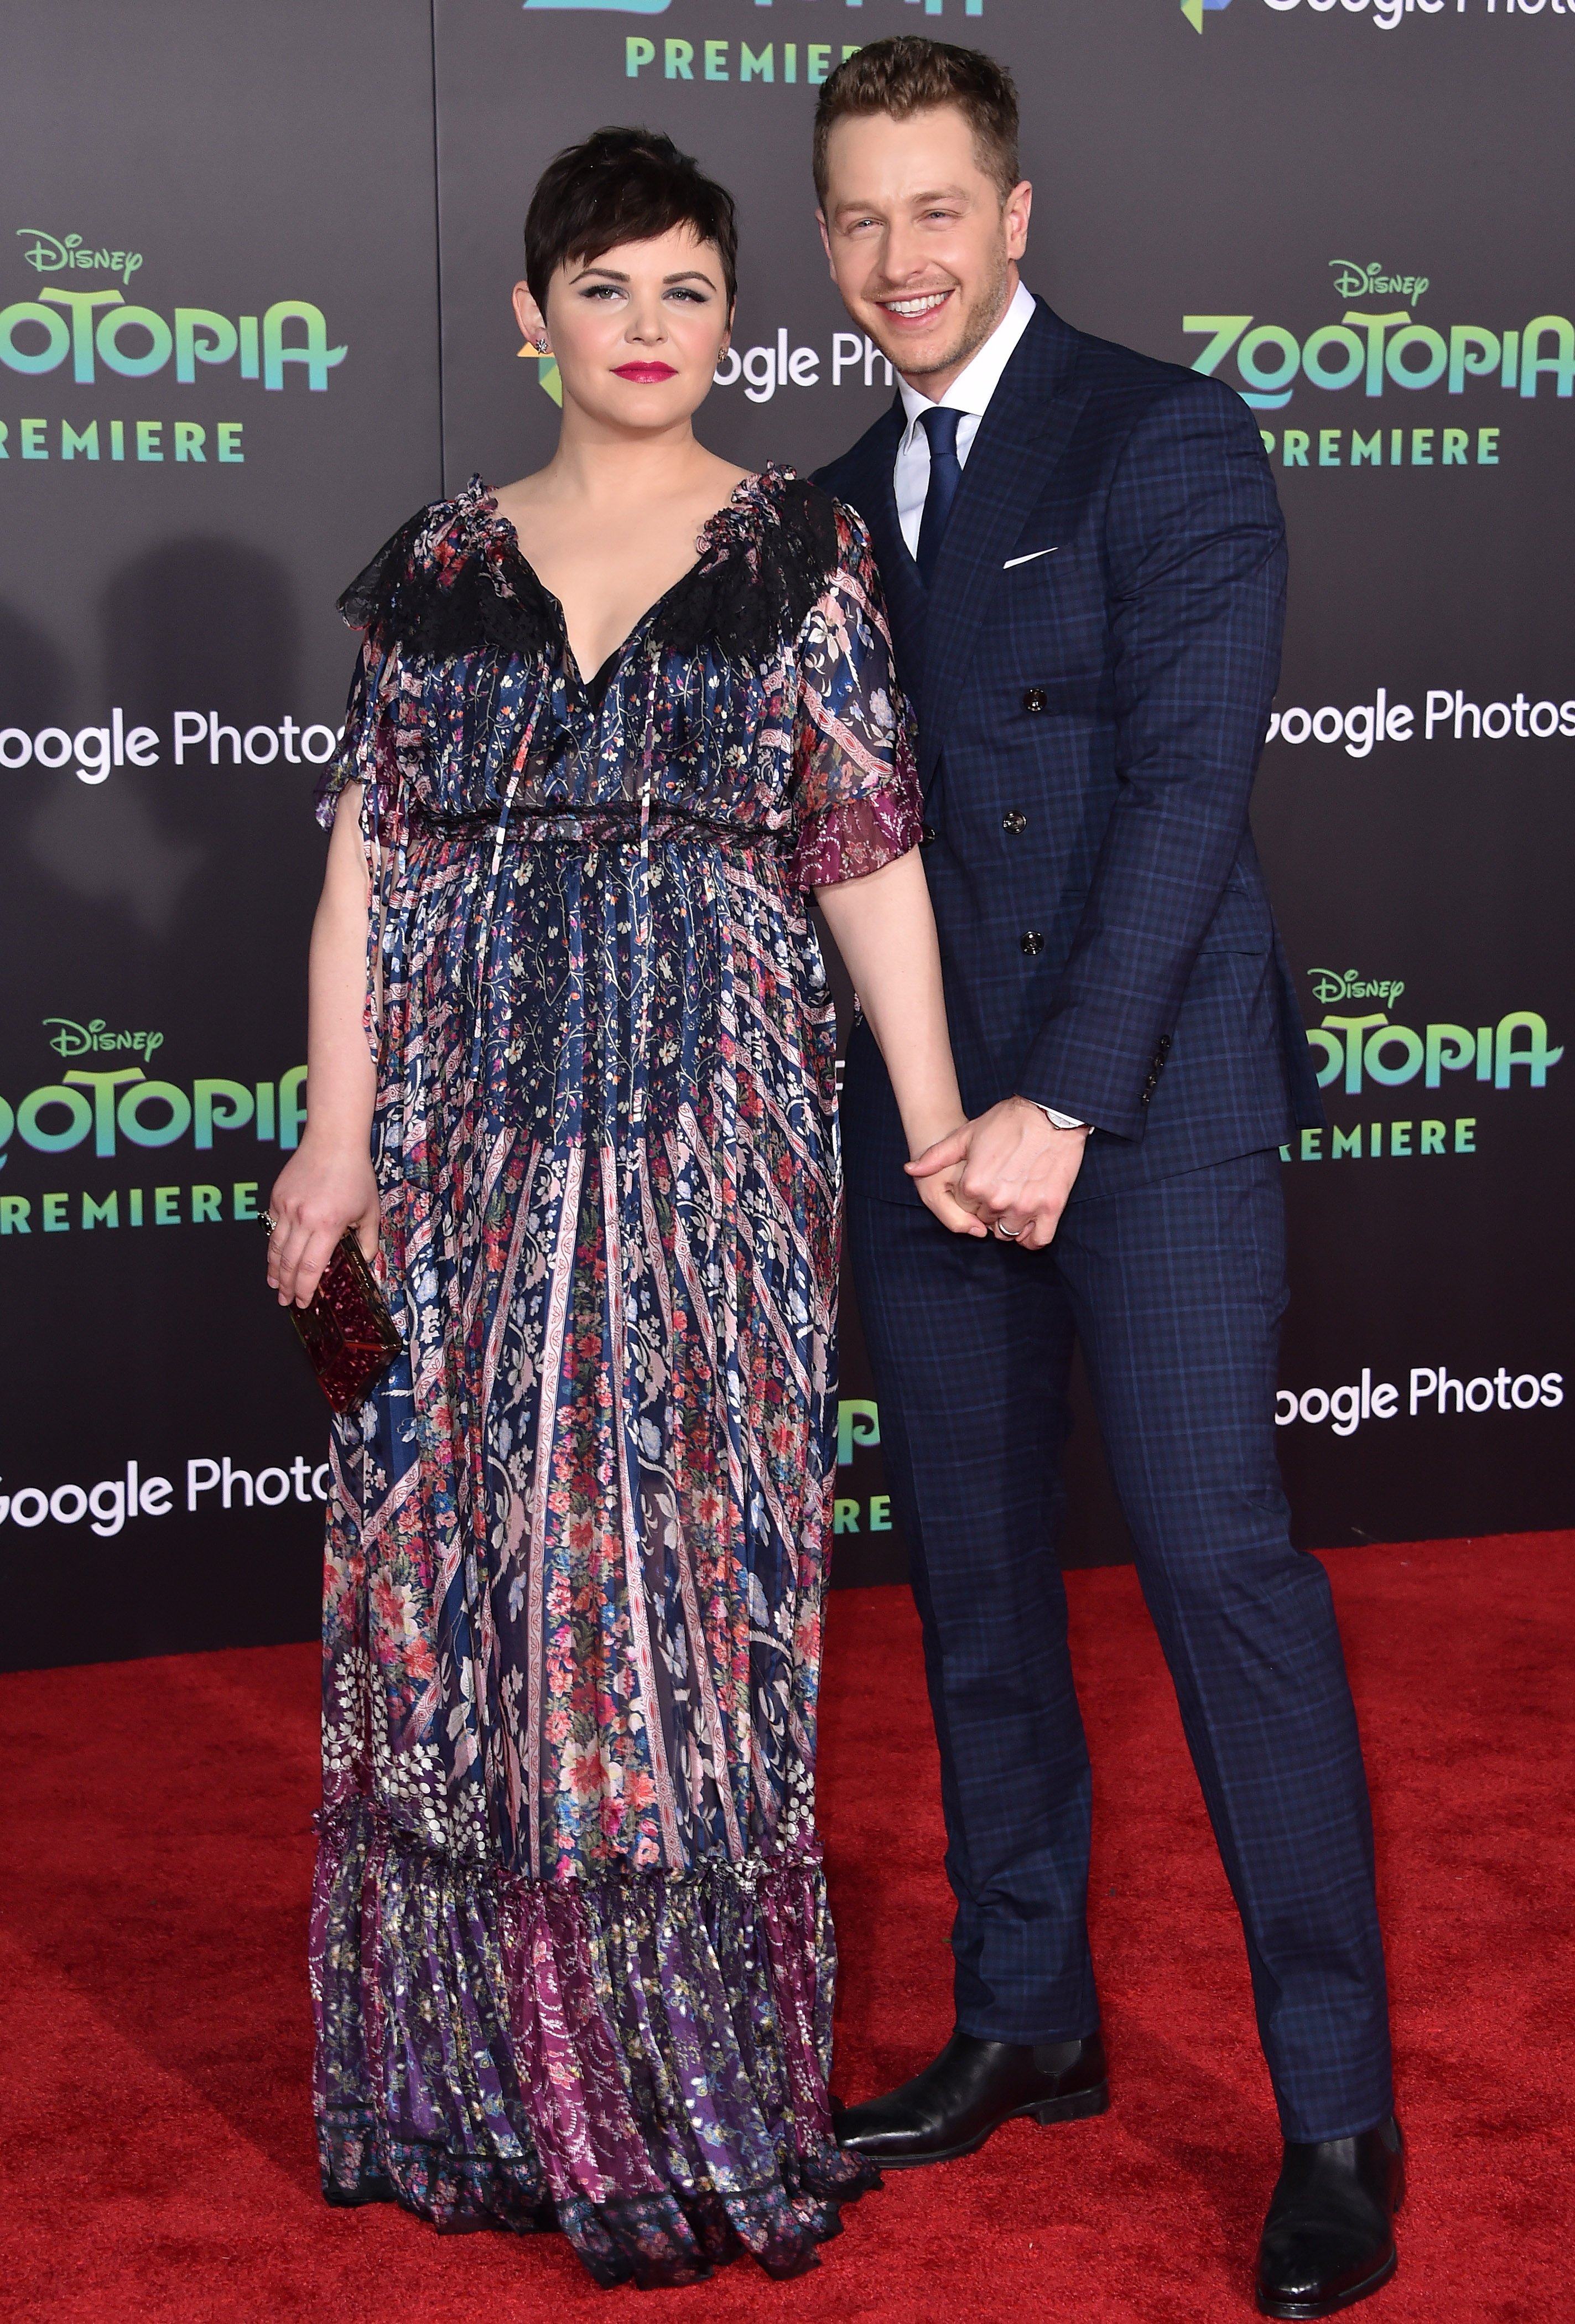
{"left": 1033, "top": 1103, "right": 1086, "bottom": 1132}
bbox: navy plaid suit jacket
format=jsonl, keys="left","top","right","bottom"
{"left": 815, "top": 298, "right": 1325, "bottom": 1207}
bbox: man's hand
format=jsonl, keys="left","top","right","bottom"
{"left": 907, "top": 1097, "right": 1090, "bottom": 1251}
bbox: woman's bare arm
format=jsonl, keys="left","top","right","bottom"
{"left": 266, "top": 784, "right": 381, "bottom": 1306}
{"left": 815, "top": 847, "right": 985, "bottom": 1238}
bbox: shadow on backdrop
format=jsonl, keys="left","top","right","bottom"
{"left": 23, "top": 538, "right": 305, "bottom": 943}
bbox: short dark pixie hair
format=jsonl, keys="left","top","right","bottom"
{"left": 813, "top": 38, "right": 1021, "bottom": 206}
{"left": 524, "top": 127, "right": 739, "bottom": 314}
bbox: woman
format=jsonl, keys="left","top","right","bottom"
{"left": 266, "top": 127, "right": 979, "bottom": 2289}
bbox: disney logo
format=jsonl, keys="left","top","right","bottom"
{"left": 1329, "top": 260, "right": 1429, "bottom": 304}
{"left": 1307, "top": 968, "right": 1406, "bottom": 1007}
{"left": 18, "top": 229, "right": 143, "bottom": 287}
{"left": 44, "top": 1016, "right": 164, "bottom": 1061}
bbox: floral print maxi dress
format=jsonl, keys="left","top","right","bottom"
{"left": 310, "top": 468, "right": 921, "bottom": 2287}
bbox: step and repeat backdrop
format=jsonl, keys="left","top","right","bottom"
{"left": 2, "top": 0, "right": 1569, "bottom": 1666}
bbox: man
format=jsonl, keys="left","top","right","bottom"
{"left": 811, "top": 38, "right": 1402, "bottom": 2320}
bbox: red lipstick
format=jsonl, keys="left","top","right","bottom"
{"left": 614, "top": 361, "right": 677, "bottom": 382}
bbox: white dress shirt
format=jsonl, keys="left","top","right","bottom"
{"left": 892, "top": 278, "right": 1083, "bottom": 1139}
{"left": 893, "top": 277, "right": 1037, "bottom": 561}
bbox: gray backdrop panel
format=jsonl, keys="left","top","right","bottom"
{"left": 0, "top": 0, "right": 441, "bottom": 1667}
{"left": 1, "top": 0, "right": 1568, "bottom": 1661}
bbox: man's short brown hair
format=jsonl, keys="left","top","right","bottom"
{"left": 813, "top": 37, "right": 1021, "bottom": 208}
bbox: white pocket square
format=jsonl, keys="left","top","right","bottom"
{"left": 1003, "top": 547, "right": 1058, "bottom": 569}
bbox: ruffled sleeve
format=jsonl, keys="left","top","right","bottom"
{"left": 789, "top": 504, "right": 924, "bottom": 889}
{"left": 314, "top": 636, "right": 401, "bottom": 834}
{"left": 311, "top": 636, "right": 410, "bottom": 1054}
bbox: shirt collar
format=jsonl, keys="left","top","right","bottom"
{"left": 897, "top": 277, "right": 1037, "bottom": 434}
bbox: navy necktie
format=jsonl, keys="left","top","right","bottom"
{"left": 915, "top": 405, "right": 964, "bottom": 587}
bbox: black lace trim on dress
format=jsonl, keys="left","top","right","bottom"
{"left": 336, "top": 473, "right": 840, "bottom": 673}
{"left": 336, "top": 505, "right": 557, "bottom": 662}
{"left": 652, "top": 476, "right": 839, "bottom": 666}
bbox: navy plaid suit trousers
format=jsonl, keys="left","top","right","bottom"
{"left": 849, "top": 1158, "right": 1394, "bottom": 2145}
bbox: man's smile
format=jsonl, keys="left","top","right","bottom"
{"left": 876, "top": 287, "right": 955, "bottom": 321}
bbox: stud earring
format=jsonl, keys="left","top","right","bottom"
{"left": 534, "top": 336, "right": 550, "bottom": 354}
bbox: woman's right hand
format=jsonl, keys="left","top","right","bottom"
{"left": 266, "top": 1138, "right": 381, "bottom": 1309}
{"left": 907, "top": 1124, "right": 990, "bottom": 1238}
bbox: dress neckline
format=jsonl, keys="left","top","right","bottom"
{"left": 471, "top": 469, "right": 768, "bottom": 691}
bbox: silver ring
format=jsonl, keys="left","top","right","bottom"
{"left": 994, "top": 1221, "right": 1022, "bottom": 1240}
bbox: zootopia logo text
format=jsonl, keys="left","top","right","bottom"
{"left": 1307, "top": 1010, "right": 1561, "bottom": 1096}
{"left": 1186, "top": 309, "right": 1571, "bottom": 409}
{"left": 0, "top": 289, "right": 345, "bottom": 390}
{"left": 0, "top": 1064, "right": 306, "bottom": 1169}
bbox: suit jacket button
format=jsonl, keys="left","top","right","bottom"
{"left": 1020, "top": 931, "right": 1045, "bottom": 957}
{"left": 1158, "top": 1033, "right": 1173, "bottom": 1053}
{"left": 1022, "top": 688, "right": 1048, "bottom": 714}
{"left": 1001, "top": 808, "right": 1027, "bottom": 836}
{"left": 920, "top": 822, "right": 937, "bottom": 847}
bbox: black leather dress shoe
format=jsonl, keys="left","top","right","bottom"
{"left": 1256, "top": 2116, "right": 1405, "bottom": 2318}
{"left": 834, "top": 2027, "right": 1108, "bottom": 2168}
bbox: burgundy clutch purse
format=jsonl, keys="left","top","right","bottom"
{"left": 268, "top": 1221, "right": 402, "bottom": 1414}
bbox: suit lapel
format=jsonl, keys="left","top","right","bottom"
{"left": 871, "top": 433, "right": 928, "bottom": 674}
{"left": 835, "top": 403, "right": 927, "bottom": 689}
{"left": 917, "top": 307, "right": 1088, "bottom": 785}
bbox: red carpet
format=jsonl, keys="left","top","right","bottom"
{"left": 2, "top": 1536, "right": 1569, "bottom": 2322}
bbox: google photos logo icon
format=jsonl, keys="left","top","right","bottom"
{"left": 1181, "top": 0, "right": 1231, "bottom": 28}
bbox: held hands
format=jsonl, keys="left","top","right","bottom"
{"left": 266, "top": 1137, "right": 381, "bottom": 1309}
{"left": 907, "top": 1119, "right": 992, "bottom": 1239}
{"left": 907, "top": 1096, "right": 1090, "bottom": 1251}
